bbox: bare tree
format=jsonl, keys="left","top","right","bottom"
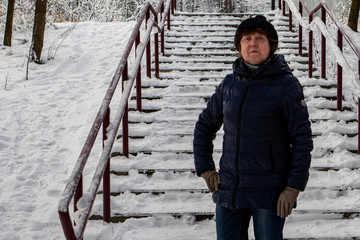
{"left": 4, "top": 0, "right": 15, "bottom": 46}
{"left": 32, "top": 0, "right": 48, "bottom": 63}
{"left": 348, "top": 0, "right": 360, "bottom": 31}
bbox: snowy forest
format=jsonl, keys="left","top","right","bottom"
{"left": 0, "top": 0, "right": 358, "bottom": 27}
{"left": 0, "top": 0, "right": 358, "bottom": 63}
{"left": 0, "top": 0, "right": 357, "bottom": 29}
{"left": 0, "top": 0, "right": 262, "bottom": 25}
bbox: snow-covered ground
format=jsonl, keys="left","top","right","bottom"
{"left": 1, "top": 6, "right": 360, "bottom": 240}
{"left": 0, "top": 21, "right": 135, "bottom": 240}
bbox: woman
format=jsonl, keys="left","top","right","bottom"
{"left": 193, "top": 15, "right": 313, "bottom": 239}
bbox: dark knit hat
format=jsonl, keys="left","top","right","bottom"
{"left": 234, "top": 15, "right": 278, "bottom": 53}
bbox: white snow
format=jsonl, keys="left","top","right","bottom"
{"left": 0, "top": 21, "right": 135, "bottom": 240}
{"left": 1, "top": 6, "right": 360, "bottom": 240}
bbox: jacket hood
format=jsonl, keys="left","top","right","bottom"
{"left": 233, "top": 54, "right": 292, "bottom": 79}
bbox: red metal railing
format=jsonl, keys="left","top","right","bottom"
{"left": 58, "top": 0, "right": 176, "bottom": 239}
{"left": 279, "top": 0, "right": 360, "bottom": 153}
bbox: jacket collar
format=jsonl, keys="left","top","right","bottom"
{"left": 233, "top": 54, "right": 292, "bottom": 79}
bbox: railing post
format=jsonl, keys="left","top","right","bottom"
{"left": 282, "top": 0, "right": 286, "bottom": 16}
{"left": 299, "top": 1, "right": 303, "bottom": 56}
{"left": 337, "top": 30, "right": 343, "bottom": 111}
{"left": 155, "top": 32, "right": 160, "bottom": 78}
{"left": 135, "top": 31, "right": 142, "bottom": 112}
{"left": 321, "top": 6, "right": 326, "bottom": 79}
{"left": 309, "top": 15, "right": 313, "bottom": 78}
{"left": 154, "top": 13, "right": 160, "bottom": 79}
{"left": 167, "top": 7, "right": 171, "bottom": 30}
{"left": 74, "top": 176, "right": 83, "bottom": 213}
{"left": 102, "top": 107, "right": 111, "bottom": 223}
{"left": 122, "top": 63, "right": 129, "bottom": 158}
{"left": 271, "top": 0, "right": 275, "bottom": 10}
{"left": 161, "top": 29, "right": 165, "bottom": 55}
{"left": 278, "top": 0, "right": 281, "bottom": 10}
{"left": 289, "top": 9, "right": 293, "bottom": 32}
{"left": 161, "top": 4, "right": 165, "bottom": 55}
{"left": 59, "top": 211, "right": 77, "bottom": 240}
{"left": 172, "top": 0, "right": 175, "bottom": 14}
{"left": 146, "top": 10, "right": 151, "bottom": 78}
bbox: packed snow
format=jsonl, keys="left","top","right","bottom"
{"left": 1, "top": 5, "right": 360, "bottom": 240}
{"left": 0, "top": 21, "right": 135, "bottom": 239}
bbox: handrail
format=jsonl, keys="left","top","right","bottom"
{"left": 279, "top": 0, "right": 360, "bottom": 154}
{"left": 58, "top": 0, "right": 177, "bottom": 239}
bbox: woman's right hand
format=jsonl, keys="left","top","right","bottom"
{"left": 201, "top": 170, "right": 220, "bottom": 193}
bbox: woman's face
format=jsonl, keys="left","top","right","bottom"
{"left": 240, "top": 32, "right": 270, "bottom": 65}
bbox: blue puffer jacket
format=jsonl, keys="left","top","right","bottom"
{"left": 193, "top": 55, "right": 313, "bottom": 210}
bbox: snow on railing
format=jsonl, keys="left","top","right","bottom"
{"left": 58, "top": 0, "right": 177, "bottom": 239}
{"left": 278, "top": 0, "right": 360, "bottom": 154}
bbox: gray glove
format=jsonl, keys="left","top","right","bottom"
{"left": 201, "top": 170, "right": 220, "bottom": 193}
{"left": 277, "top": 186, "right": 300, "bottom": 218}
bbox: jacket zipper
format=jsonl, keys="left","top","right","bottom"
{"left": 232, "top": 76, "right": 253, "bottom": 210}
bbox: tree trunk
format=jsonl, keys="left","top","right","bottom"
{"left": 348, "top": 0, "right": 360, "bottom": 32}
{"left": 32, "top": 0, "right": 48, "bottom": 62}
{"left": 4, "top": 0, "right": 15, "bottom": 46}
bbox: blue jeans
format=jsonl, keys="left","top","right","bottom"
{"left": 216, "top": 205, "right": 285, "bottom": 240}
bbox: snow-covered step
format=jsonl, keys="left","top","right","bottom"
{"left": 163, "top": 50, "right": 237, "bottom": 56}
{"left": 159, "top": 56, "right": 235, "bottom": 63}
{"left": 162, "top": 48, "right": 307, "bottom": 58}
{"left": 85, "top": 216, "right": 360, "bottom": 239}
{"left": 311, "top": 148, "right": 360, "bottom": 167}
{"left": 107, "top": 147, "right": 360, "bottom": 176}
{"left": 112, "top": 134, "right": 222, "bottom": 155}
{"left": 169, "top": 22, "right": 291, "bottom": 30}
{"left": 128, "top": 109, "right": 201, "bottom": 124}
{"left": 162, "top": 43, "right": 303, "bottom": 52}
{"left": 157, "top": 61, "right": 310, "bottom": 72}
{"left": 127, "top": 98, "right": 354, "bottom": 113}
{"left": 173, "top": 11, "right": 276, "bottom": 17}
{"left": 158, "top": 64, "right": 233, "bottom": 72}
{"left": 171, "top": 14, "right": 285, "bottom": 22}
{"left": 92, "top": 184, "right": 360, "bottom": 214}
{"left": 165, "top": 32, "right": 238, "bottom": 37}
{"left": 159, "top": 54, "right": 309, "bottom": 65}
{"left": 311, "top": 120, "right": 358, "bottom": 137}
{"left": 122, "top": 120, "right": 357, "bottom": 139}
{"left": 124, "top": 116, "right": 357, "bottom": 138}
{"left": 308, "top": 108, "right": 357, "bottom": 121}
{"left": 90, "top": 189, "right": 360, "bottom": 226}
{"left": 313, "top": 133, "right": 358, "bottom": 154}
{"left": 170, "top": 22, "right": 240, "bottom": 27}
{"left": 307, "top": 98, "right": 354, "bottom": 111}
{"left": 144, "top": 80, "right": 219, "bottom": 88}
{"left": 126, "top": 104, "right": 357, "bottom": 126}
{"left": 166, "top": 18, "right": 290, "bottom": 30}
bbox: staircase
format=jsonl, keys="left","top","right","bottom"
{"left": 89, "top": 11, "right": 360, "bottom": 239}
